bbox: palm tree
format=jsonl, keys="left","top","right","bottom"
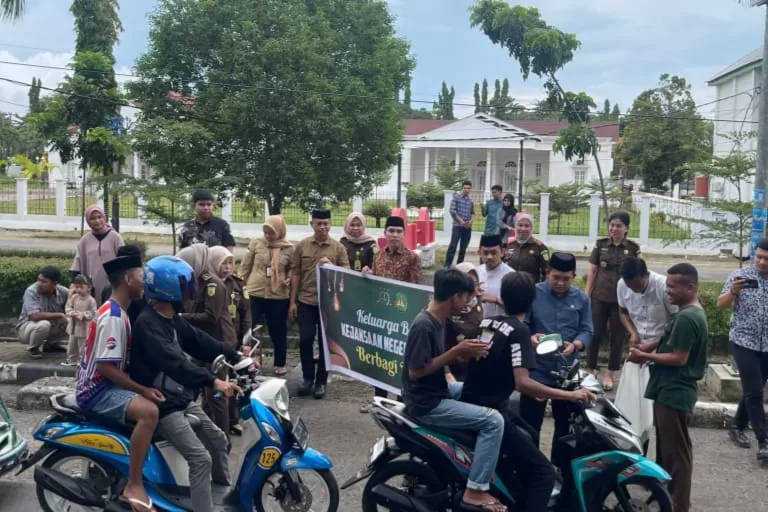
{"left": 0, "top": 0, "right": 25, "bottom": 20}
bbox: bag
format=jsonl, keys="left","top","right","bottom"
{"left": 613, "top": 362, "right": 653, "bottom": 438}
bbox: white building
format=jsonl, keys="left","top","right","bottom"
{"left": 707, "top": 47, "right": 761, "bottom": 201}
{"left": 377, "top": 113, "right": 619, "bottom": 196}
{"left": 46, "top": 146, "right": 150, "bottom": 187}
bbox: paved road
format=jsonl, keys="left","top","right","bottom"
{"left": 2, "top": 379, "right": 767, "bottom": 511}
{"left": 0, "top": 233, "right": 745, "bottom": 283}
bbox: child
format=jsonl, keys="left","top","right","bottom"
{"left": 63, "top": 275, "right": 97, "bottom": 366}
{"left": 209, "top": 246, "right": 252, "bottom": 436}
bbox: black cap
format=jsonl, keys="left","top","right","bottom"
{"left": 103, "top": 255, "right": 143, "bottom": 276}
{"left": 549, "top": 252, "right": 576, "bottom": 272}
{"left": 312, "top": 209, "right": 331, "bottom": 220}
{"left": 117, "top": 244, "right": 142, "bottom": 258}
{"left": 479, "top": 234, "right": 502, "bottom": 248}
{"left": 385, "top": 216, "right": 405, "bottom": 229}
{"left": 192, "top": 188, "right": 214, "bottom": 203}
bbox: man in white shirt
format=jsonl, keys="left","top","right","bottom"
{"left": 617, "top": 258, "right": 678, "bottom": 347}
{"left": 476, "top": 234, "right": 515, "bottom": 318}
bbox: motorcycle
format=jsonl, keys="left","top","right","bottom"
{"left": 0, "top": 394, "right": 28, "bottom": 478}
{"left": 342, "top": 337, "right": 673, "bottom": 511}
{"left": 18, "top": 330, "right": 340, "bottom": 512}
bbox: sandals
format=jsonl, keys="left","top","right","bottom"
{"left": 460, "top": 499, "right": 507, "bottom": 511}
{"left": 274, "top": 367, "right": 287, "bottom": 376}
{"left": 230, "top": 424, "right": 243, "bottom": 436}
{"left": 121, "top": 496, "right": 155, "bottom": 512}
{"left": 602, "top": 378, "right": 614, "bottom": 391}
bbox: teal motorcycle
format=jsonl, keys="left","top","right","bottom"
{"left": 0, "top": 395, "right": 28, "bottom": 478}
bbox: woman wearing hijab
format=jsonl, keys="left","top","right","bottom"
{"left": 503, "top": 213, "right": 550, "bottom": 283}
{"left": 70, "top": 204, "right": 125, "bottom": 302}
{"left": 340, "top": 212, "right": 377, "bottom": 272}
{"left": 496, "top": 194, "right": 517, "bottom": 248}
{"left": 239, "top": 215, "right": 294, "bottom": 376}
{"left": 177, "top": 244, "right": 238, "bottom": 444}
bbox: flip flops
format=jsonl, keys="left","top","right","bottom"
{"left": 122, "top": 496, "right": 155, "bottom": 512}
{"left": 460, "top": 499, "right": 507, "bottom": 511}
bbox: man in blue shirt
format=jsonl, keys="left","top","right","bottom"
{"left": 519, "top": 252, "right": 593, "bottom": 453}
{"left": 444, "top": 180, "right": 475, "bottom": 267}
{"left": 481, "top": 185, "right": 503, "bottom": 235}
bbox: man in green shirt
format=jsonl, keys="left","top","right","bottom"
{"left": 628, "top": 263, "right": 707, "bottom": 512}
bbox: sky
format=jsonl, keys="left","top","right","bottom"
{"left": 0, "top": 0, "right": 765, "bottom": 123}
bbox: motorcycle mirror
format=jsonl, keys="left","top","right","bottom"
{"left": 242, "top": 327, "right": 263, "bottom": 352}
{"left": 211, "top": 354, "right": 229, "bottom": 374}
{"left": 536, "top": 338, "right": 561, "bottom": 356}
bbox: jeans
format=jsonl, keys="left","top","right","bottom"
{"left": 156, "top": 402, "right": 231, "bottom": 512}
{"left": 297, "top": 303, "right": 327, "bottom": 385}
{"left": 444, "top": 226, "right": 472, "bottom": 267}
{"left": 518, "top": 394, "right": 572, "bottom": 458}
{"left": 731, "top": 343, "right": 768, "bottom": 442}
{"left": 250, "top": 297, "right": 289, "bottom": 367}
{"left": 416, "top": 382, "right": 504, "bottom": 491}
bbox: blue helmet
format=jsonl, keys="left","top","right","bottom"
{"left": 144, "top": 255, "right": 196, "bottom": 303}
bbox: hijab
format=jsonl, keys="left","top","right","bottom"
{"left": 263, "top": 215, "right": 292, "bottom": 293}
{"left": 343, "top": 212, "right": 375, "bottom": 244}
{"left": 177, "top": 244, "right": 210, "bottom": 279}
{"left": 208, "top": 246, "right": 234, "bottom": 278}
{"left": 85, "top": 204, "right": 112, "bottom": 235}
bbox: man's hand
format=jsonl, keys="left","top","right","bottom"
{"left": 629, "top": 331, "right": 640, "bottom": 348}
{"left": 569, "top": 389, "right": 595, "bottom": 405}
{"left": 454, "top": 340, "right": 489, "bottom": 359}
{"left": 361, "top": 266, "right": 372, "bottom": 274}
{"left": 531, "top": 333, "right": 544, "bottom": 346}
{"left": 731, "top": 277, "right": 747, "bottom": 296}
{"left": 562, "top": 341, "right": 575, "bottom": 357}
{"left": 627, "top": 347, "right": 649, "bottom": 364}
{"left": 445, "top": 372, "right": 457, "bottom": 384}
{"left": 213, "top": 379, "right": 243, "bottom": 398}
{"left": 288, "top": 302, "right": 297, "bottom": 320}
{"left": 318, "top": 257, "right": 332, "bottom": 266}
{"left": 141, "top": 388, "right": 166, "bottom": 405}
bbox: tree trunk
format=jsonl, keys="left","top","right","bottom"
{"left": 171, "top": 199, "right": 177, "bottom": 255}
{"left": 103, "top": 182, "right": 111, "bottom": 225}
{"left": 268, "top": 195, "right": 283, "bottom": 215}
{"left": 80, "top": 169, "right": 87, "bottom": 236}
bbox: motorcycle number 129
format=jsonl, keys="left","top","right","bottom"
{"left": 369, "top": 437, "right": 386, "bottom": 464}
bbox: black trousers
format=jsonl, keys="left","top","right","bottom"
{"left": 297, "top": 303, "right": 327, "bottom": 385}
{"left": 250, "top": 297, "right": 290, "bottom": 367}
{"left": 731, "top": 343, "right": 768, "bottom": 442}
{"left": 518, "top": 394, "right": 572, "bottom": 458}
{"left": 444, "top": 226, "right": 472, "bottom": 266}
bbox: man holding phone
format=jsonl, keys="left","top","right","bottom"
{"left": 717, "top": 238, "right": 768, "bottom": 461}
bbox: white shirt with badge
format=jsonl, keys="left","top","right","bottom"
{"left": 617, "top": 271, "right": 678, "bottom": 342}
{"left": 478, "top": 262, "right": 515, "bottom": 318}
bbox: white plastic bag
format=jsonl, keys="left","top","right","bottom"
{"left": 613, "top": 362, "right": 654, "bottom": 438}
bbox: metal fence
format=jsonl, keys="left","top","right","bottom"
{"left": 0, "top": 179, "right": 15, "bottom": 214}
{"left": 27, "top": 184, "right": 56, "bottom": 215}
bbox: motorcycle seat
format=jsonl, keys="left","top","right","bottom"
{"left": 386, "top": 402, "right": 480, "bottom": 447}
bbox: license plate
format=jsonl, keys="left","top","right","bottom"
{"left": 292, "top": 417, "right": 309, "bottom": 451}
{"left": 369, "top": 436, "right": 386, "bottom": 463}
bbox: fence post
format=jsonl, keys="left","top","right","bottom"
{"left": 96, "top": 184, "right": 105, "bottom": 210}
{"left": 588, "top": 193, "right": 601, "bottom": 240}
{"left": 264, "top": 201, "right": 270, "bottom": 221}
{"left": 401, "top": 187, "right": 408, "bottom": 211}
{"left": 15, "top": 178, "right": 28, "bottom": 217}
{"left": 55, "top": 180, "right": 67, "bottom": 218}
{"left": 137, "top": 194, "right": 147, "bottom": 220}
{"left": 638, "top": 196, "right": 651, "bottom": 246}
{"left": 353, "top": 197, "right": 364, "bottom": 213}
{"left": 539, "top": 193, "right": 550, "bottom": 241}
{"left": 443, "top": 190, "right": 454, "bottom": 235}
{"left": 221, "top": 195, "right": 233, "bottom": 223}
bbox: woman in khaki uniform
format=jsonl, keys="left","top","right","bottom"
{"left": 339, "top": 212, "right": 377, "bottom": 271}
{"left": 240, "top": 215, "right": 294, "bottom": 376}
{"left": 584, "top": 211, "right": 641, "bottom": 390}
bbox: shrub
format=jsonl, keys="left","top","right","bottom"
{"left": 0, "top": 248, "right": 75, "bottom": 259}
{"left": 0, "top": 256, "right": 73, "bottom": 316}
{"left": 363, "top": 201, "right": 392, "bottom": 228}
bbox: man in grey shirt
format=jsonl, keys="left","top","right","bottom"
{"left": 16, "top": 266, "right": 69, "bottom": 359}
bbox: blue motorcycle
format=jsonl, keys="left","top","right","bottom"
{"left": 19, "top": 340, "right": 340, "bottom": 512}
{"left": 343, "top": 338, "right": 673, "bottom": 511}
{"left": 0, "top": 394, "right": 28, "bottom": 478}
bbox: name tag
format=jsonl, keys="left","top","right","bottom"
{"left": 265, "top": 267, "right": 272, "bottom": 277}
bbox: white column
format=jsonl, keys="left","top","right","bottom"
{"left": 455, "top": 148, "right": 461, "bottom": 171}
{"left": 353, "top": 196, "right": 364, "bottom": 213}
{"left": 401, "top": 188, "right": 408, "bottom": 210}
{"left": 484, "top": 149, "right": 492, "bottom": 192}
{"left": 638, "top": 195, "right": 651, "bottom": 246}
{"left": 401, "top": 148, "right": 412, "bottom": 185}
{"left": 55, "top": 179, "right": 67, "bottom": 218}
{"left": 539, "top": 192, "right": 550, "bottom": 241}
{"left": 133, "top": 152, "right": 141, "bottom": 179}
{"left": 264, "top": 200, "right": 270, "bottom": 220}
{"left": 221, "top": 195, "right": 233, "bottom": 223}
{"left": 443, "top": 190, "right": 454, "bottom": 234}
{"left": 15, "top": 178, "right": 28, "bottom": 217}
{"left": 424, "top": 148, "right": 431, "bottom": 183}
{"left": 588, "top": 193, "right": 601, "bottom": 240}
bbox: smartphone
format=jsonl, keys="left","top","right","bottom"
{"left": 743, "top": 278, "right": 759, "bottom": 289}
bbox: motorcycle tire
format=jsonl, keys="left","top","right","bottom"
{"left": 362, "top": 459, "right": 445, "bottom": 512}
{"left": 599, "top": 475, "right": 673, "bottom": 512}
{"left": 254, "top": 468, "right": 340, "bottom": 512}
{"left": 36, "top": 449, "right": 118, "bottom": 512}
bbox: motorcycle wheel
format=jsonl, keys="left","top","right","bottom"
{"left": 599, "top": 476, "right": 673, "bottom": 512}
{"left": 362, "top": 459, "right": 445, "bottom": 512}
{"left": 255, "top": 468, "right": 340, "bottom": 512}
{"left": 36, "top": 449, "right": 118, "bottom": 512}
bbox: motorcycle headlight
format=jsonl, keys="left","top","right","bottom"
{"left": 275, "top": 386, "right": 290, "bottom": 417}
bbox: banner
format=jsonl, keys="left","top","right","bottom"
{"left": 317, "top": 264, "right": 431, "bottom": 395}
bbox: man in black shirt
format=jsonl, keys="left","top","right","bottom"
{"left": 131, "top": 255, "right": 242, "bottom": 512}
{"left": 402, "top": 268, "right": 506, "bottom": 512}
{"left": 461, "top": 271, "right": 595, "bottom": 512}
{"left": 177, "top": 189, "right": 236, "bottom": 251}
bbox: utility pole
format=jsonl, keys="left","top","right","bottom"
{"left": 517, "top": 139, "right": 525, "bottom": 210}
{"left": 396, "top": 152, "right": 403, "bottom": 208}
{"left": 751, "top": 0, "right": 768, "bottom": 260}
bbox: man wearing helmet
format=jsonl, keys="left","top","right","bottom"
{"left": 130, "top": 256, "right": 244, "bottom": 512}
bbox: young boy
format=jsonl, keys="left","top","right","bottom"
{"left": 63, "top": 274, "right": 97, "bottom": 366}
{"left": 76, "top": 252, "right": 164, "bottom": 512}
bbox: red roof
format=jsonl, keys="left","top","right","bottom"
{"left": 403, "top": 118, "right": 619, "bottom": 141}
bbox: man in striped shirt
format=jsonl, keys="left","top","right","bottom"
{"left": 75, "top": 253, "right": 164, "bottom": 512}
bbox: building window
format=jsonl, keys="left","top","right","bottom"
{"left": 535, "top": 163, "right": 542, "bottom": 177}
{"left": 574, "top": 167, "right": 586, "bottom": 185}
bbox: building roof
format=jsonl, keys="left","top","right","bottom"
{"left": 403, "top": 117, "right": 620, "bottom": 141}
{"left": 708, "top": 47, "right": 762, "bottom": 85}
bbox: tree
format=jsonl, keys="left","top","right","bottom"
{"left": 531, "top": 182, "right": 588, "bottom": 234}
{"left": 470, "top": 1, "right": 611, "bottom": 217}
{"left": 129, "top": 0, "right": 410, "bottom": 215}
{"left": 406, "top": 182, "right": 444, "bottom": 214}
{"left": 0, "top": 0, "right": 24, "bottom": 20}
{"left": 619, "top": 74, "right": 713, "bottom": 194}
{"left": 474, "top": 83, "right": 481, "bottom": 114}
{"left": 481, "top": 79, "right": 489, "bottom": 113}
{"left": 28, "top": 78, "right": 42, "bottom": 113}
{"left": 0, "top": 153, "right": 54, "bottom": 181}
{"left": 434, "top": 158, "right": 471, "bottom": 190}
{"left": 433, "top": 82, "right": 455, "bottom": 120}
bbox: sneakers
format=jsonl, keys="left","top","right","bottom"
{"left": 729, "top": 428, "right": 751, "bottom": 449}
{"left": 60, "top": 358, "right": 77, "bottom": 367}
{"left": 298, "top": 380, "right": 314, "bottom": 397}
{"left": 26, "top": 346, "right": 43, "bottom": 359}
{"left": 758, "top": 441, "right": 768, "bottom": 462}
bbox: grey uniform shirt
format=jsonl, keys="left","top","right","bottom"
{"left": 16, "top": 284, "right": 69, "bottom": 332}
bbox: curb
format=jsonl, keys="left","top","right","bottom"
{"left": 0, "top": 362, "right": 76, "bottom": 385}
